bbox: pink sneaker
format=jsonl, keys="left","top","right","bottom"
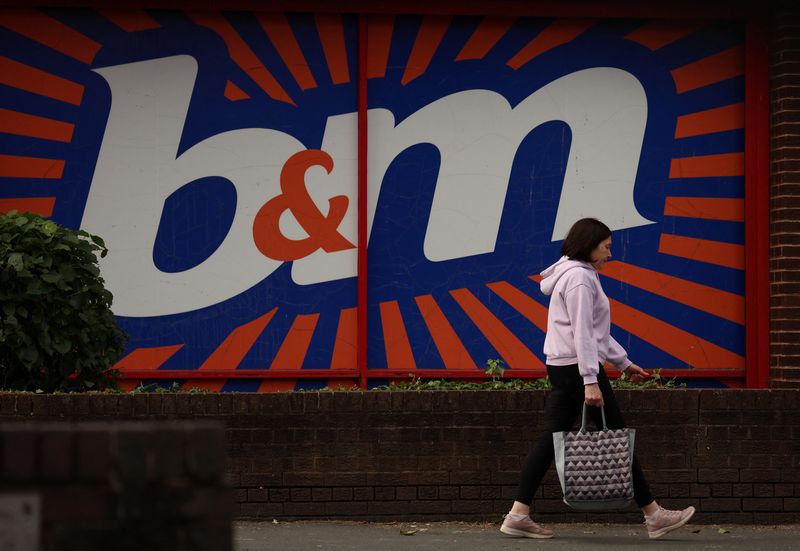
{"left": 500, "top": 514, "right": 554, "bottom": 539}
{"left": 645, "top": 505, "right": 696, "bottom": 539}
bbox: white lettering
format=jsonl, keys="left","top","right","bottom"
{"left": 83, "top": 56, "right": 653, "bottom": 315}
{"left": 83, "top": 56, "right": 302, "bottom": 317}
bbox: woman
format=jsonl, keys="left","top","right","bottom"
{"left": 500, "top": 218, "right": 695, "bottom": 540}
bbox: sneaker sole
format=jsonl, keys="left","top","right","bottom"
{"left": 648, "top": 507, "right": 696, "bottom": 539}
{"left": 500, "top": 525, "right": 554, "bottom": 539}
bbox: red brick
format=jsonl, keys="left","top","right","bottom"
{"left": 743, "top": 497, "right": 783, "bottom": 511}
{"left": 700, "top": 498, "right": 741, "bottom": 511}
{"left": 699, "top": 469, "right": 739, "bottom": 483}
{"left": 247, "top": 488, "right": 268, "bottom": 502}
{"left": 40, "top": 429, "right": 72, "bottom": 480}
{"left": 332, "top": 487, "right": 353, "bottom": 501}
{"left": 1, "top": 428, "right": 36, "bottom": 481}
{"left": 290, "top": 488, "right": 311, "bottom": 502}
{"left": 323, "top": 501, "right": 369, "bottom": 516}
{"left": 240, "top": 502, "right": 283, "bottom": 517}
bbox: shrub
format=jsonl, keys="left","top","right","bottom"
{"left": 0, "top": 211, "right": 126, "bottom": 391}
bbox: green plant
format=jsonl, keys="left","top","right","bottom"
{"left": 0, "top": 211, "right": 126, "bottom": 392}
{"left": 612, "top": 369, "right": 685, "bottom": 389}
{"left": 485, "top": 358, "right": 506, "bottom": 381}
{"left": 132, "top": 381, "right": 183, "bottom": 393}
{"left": 353, "top": 361, "right": 682, "bottom": 393}
{"left": 368, "top": 359, "right": 551, "bottom": 391}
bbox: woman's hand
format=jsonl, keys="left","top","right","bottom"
{"left": 626, "top": 363, "right": 651, "bottom": 383}
{"left": 584, "top": 383, "right": 604, "bottom": 407}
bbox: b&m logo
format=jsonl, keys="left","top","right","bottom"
{"left": 0, "top": 10, "right": 747, "bottom": 389}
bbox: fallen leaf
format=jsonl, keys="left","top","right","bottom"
{"left": 400, "top": 529, "right": 419, "bottom": 536}
{"left": 718, "top": 528, "right": 729, "bottom": 534}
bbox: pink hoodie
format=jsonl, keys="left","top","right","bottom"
{"left": 540, "top": 256, "right": 632, "bottom": 385}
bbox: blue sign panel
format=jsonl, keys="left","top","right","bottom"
{"left": 0, "top": 9, "right": 746, "bottom": 389}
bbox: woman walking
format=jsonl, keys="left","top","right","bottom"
{"left": 500, "top": 218, "right": 695, "bottom": 540}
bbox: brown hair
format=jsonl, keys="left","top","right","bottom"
{"left": 560, "top": 218, "right": 612, "bottom": 262}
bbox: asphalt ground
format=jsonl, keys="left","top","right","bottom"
{"left": 234, "top": 521, "right": 800, "bottom": 551}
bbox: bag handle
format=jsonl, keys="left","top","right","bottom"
{"left": 580, "top": 402, "right": 607, "bottom": 432}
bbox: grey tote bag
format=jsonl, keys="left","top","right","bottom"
{"left": 552, "top": 404, "right": 635, "bottom": 511}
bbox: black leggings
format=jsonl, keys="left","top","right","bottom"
{"left": 515, "top": 363, "right": 654, "bottom": 509}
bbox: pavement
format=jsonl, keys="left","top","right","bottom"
{"left": 234, "top": 521, "right": 800, "bottom": 551}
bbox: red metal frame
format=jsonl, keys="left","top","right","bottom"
{"left": 744, "top": 15, "right": 771, "bottom": 388}
{"left": 357, "top": 15, "right": 369, "bottom": 389}
{"left": 0, "top": 1, "right": 751, "bottom": 19}
{"left": 117, "top": 368, "right": 745, "bottom": 381}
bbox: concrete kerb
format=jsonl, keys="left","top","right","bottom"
{"left": 234, "top": 520, "right": 800, "bottom": 551}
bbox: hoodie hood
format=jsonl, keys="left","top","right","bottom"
{"left": 539, "top": 256, "right": 594, "bottom": 296}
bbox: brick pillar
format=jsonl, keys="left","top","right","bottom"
{"left": 0, "top": 421, "right": 232, "bottom": 551}
{"left": 770, "top": 2, "right": 800, "bottom": 388}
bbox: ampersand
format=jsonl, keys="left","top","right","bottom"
{"left": 253, "top": 149, "right": 356, "bottom": 261}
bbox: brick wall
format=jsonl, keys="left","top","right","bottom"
{"left": 0, "top": 421, "right": 232, "bottom": 551}
{"left": 771, "top": 2, "right": 800, "bottom": 387}
{"left": 0, "top": 390, "right": 797, "bottom": 525}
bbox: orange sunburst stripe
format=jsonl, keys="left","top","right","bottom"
{"left": 659, "top": 234, "right": 744, "bottom": 270}
{"left": 414, "top": 295, "right": 477, "bottom": 369}
{"left": 674, "top": 103, "right": 744, "bottom": 138}
{"left": 315, "top": 14, "right": 350, "bottom": 85}
{"left": 183, "top": 380, "right": 225, "bottom": 392}
{"left": 664, "top": 197, "right": 744, "bottom": 222}
{"left": 258, "top": 380, "right": 297, "bottom": 392}
{"left": 98, "top": 9, "right": 160, "bottom": 32}
{"left": 0, "top": 9, "right": 101, "bottom": 64}
{"left": 600, "top": 261, "right": 744, "bottom": 324}
{"left": 401, "top": 15, "right": 452, "bottom": 85}
{"left": 671, "top": 45, "right": 744, "bottom": 94}
{"left": 0, "top": 56, "right": 84, "bottom": 105}
{"left": 367, "top": 14, "right": 394, "bottom": 79}
{"left": 486, "top": 281, "right": 548, "bottom": 331}
{"left": 609, "top": 298, "right": 744, "bottom": 369}
{"left": 258, "top": 14, "right": 317, "bottom": 90}
{"left": 330, "top": 307, "right": 357, "bottom": 370}
{"left": 113, "top": 344, "right": 184, "bottom": 371}
{"left": 224, "top": 80, "right": 250, "bottom": 101}
{"left": 0, "top": 154, "right": 64, "bottom": 179}
{"left": 624, "top": 21, "right": 698, "bottom": 50}
{"left": 199, "top": 308, "right": 277, "bottom": 371}
{"left": 187, "top": 11, "right": 295, "bottom": 105}
{"left": 669, "top": 152, "right": 744, "bottom": 178}
{"left": 0, "top": 197, "right": 56, "bottom": 216}
{"left": 0, "top": 108, "right": 74, "bottom": 143}
{"left": 449, "top": 288, "right": 544, "bottom": 369}
{"left": 455, "top": 17, "right": 516, "bottom": 61}
{"left": 507, "top": 18, "right": 595, "bottom": 70}
{"left": 380, "top": 301, "right": 417, "bottom": 370}
{"left": 269, "top": 313, "right": 320, "bottom": 370}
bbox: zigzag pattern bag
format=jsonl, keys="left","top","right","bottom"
{"left": 552, "top": 404, "right": 635, "bottom": 511}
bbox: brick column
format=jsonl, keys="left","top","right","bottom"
{"left": 770, "top": 2, "right": 800, "bottom": 388}
{"left": 0, "top": 421, "right": 232, "bottom": 551}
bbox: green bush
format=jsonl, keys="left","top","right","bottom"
{"left": 0, "top": 211, "right": 126, "bottom": 392}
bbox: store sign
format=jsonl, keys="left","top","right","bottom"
{"left": 0, "top": 11, "right": 746, "bottom": 385}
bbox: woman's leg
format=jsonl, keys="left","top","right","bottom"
{"left": 587, "top": 367, "right": 655, "bottom": 509}
{"left": 590, "top": 367, "right": 697, "bottom": 537}
{"left": 502, "top": 366, "right": 583, "bottom": 538}
{"left": 512, "top": 365, "right": 583, "bottom": 508}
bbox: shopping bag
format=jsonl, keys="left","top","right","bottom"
{"left": 552, "top": 403, "right": 635, "bottom": 510}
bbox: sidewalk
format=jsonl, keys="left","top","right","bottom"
{"left": 234, "top": 521, "right": 800, "bottom": 551}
